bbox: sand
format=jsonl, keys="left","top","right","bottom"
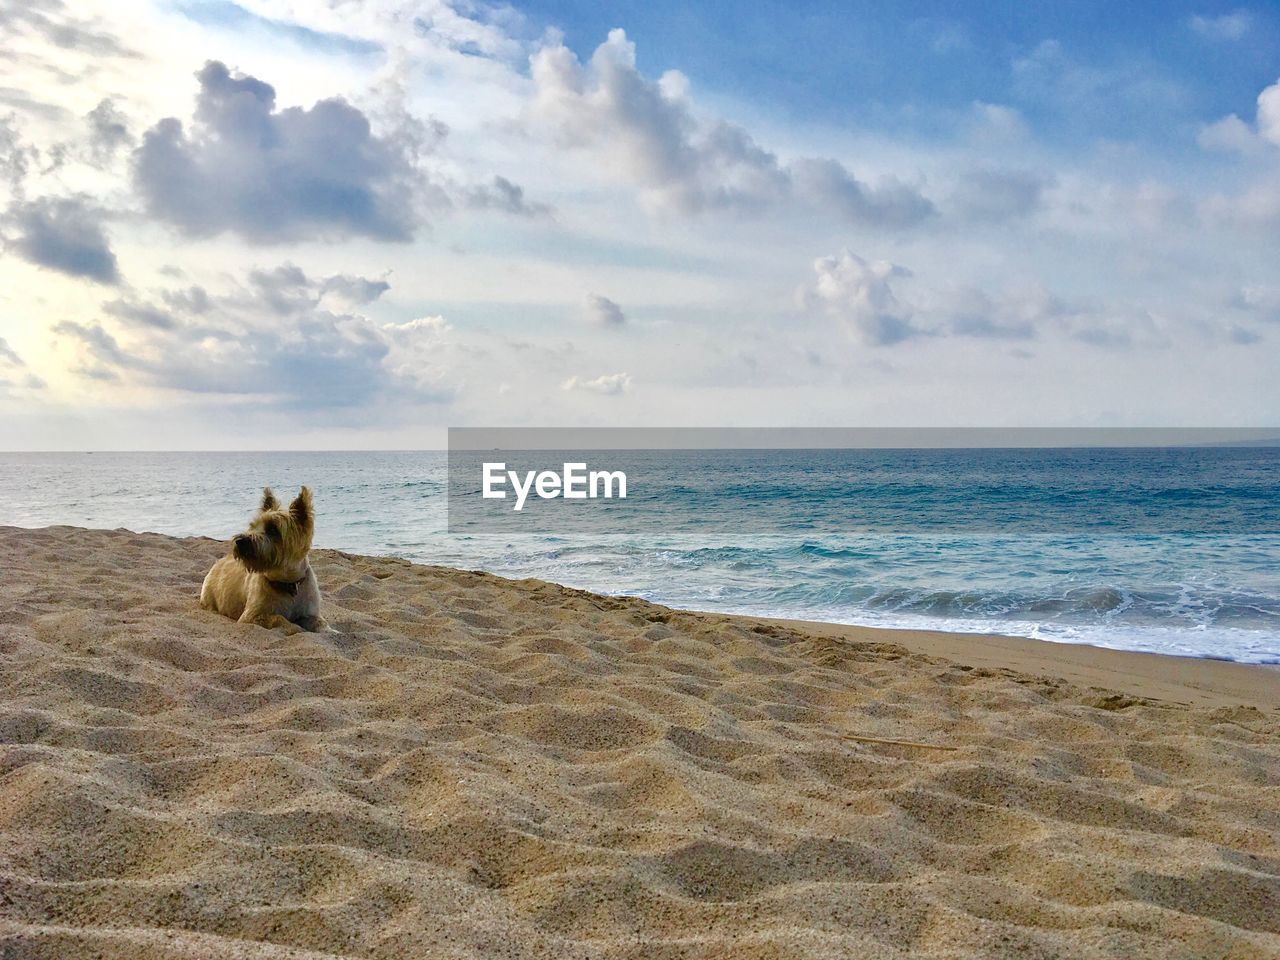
{"left": 0, "top": 525, "right": 1277, "bottom": 959}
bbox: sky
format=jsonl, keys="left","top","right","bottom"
{"left": 0, "top": 0, "right": 1277, "bottom": 449}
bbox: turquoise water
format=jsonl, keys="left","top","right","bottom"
{"left": 1, "top": 449, "right": 1278, "bottom": 663}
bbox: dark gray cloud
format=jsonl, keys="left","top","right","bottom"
{"left": 465, "top": 175, "right": 552, "bottom": 218}
{"left": 6, "top": 195, "right": 120, "bottom": 283}
{"left": 85, "top": 98, "right": 131, "bottom": 164}
{"left": 243, "top": 264, "right": 390, "bottom": 312}
{"left": 0, "top": 115, "right": 37, "bottom": 192}
{"left": 160, "top": 284, "right": 212, "bottom": 314}
{"left": 102, "top": 298, "right": 177, "bottom": 330}
{"left": 246, "top": 263, "right": 313, "bottom": 313}
{"left": 0, "top": 87, "right": 70, "bottom": 122}
{"left": 134, "top": 61, "right": 423, "bottom": 242}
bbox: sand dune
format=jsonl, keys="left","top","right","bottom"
{"left": 1, "top": 525, "right": 1278, "bottom": 959}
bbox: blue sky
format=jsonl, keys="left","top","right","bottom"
{"left": 522, "top": 0, "right": 1277, "bottom": 138}
{"left": 0, "top": 0, "right": 1277, "bottom": 447}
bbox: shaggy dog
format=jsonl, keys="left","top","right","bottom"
{"left": 200, "top": 486, "right": 328, "bottom": 631}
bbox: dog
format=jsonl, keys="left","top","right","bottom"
{"left": 200, "top": 486, "right": 328, "bottom": 632}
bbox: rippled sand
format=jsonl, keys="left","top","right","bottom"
{"left": 1, "top": 525, "right": 1277, "bottom": 959}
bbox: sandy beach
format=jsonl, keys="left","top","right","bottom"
{"left": 1, "top": 524, "right": 1277, "bottom": 959}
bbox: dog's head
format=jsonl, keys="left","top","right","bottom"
{"left": 231, "top": 486, "right": 314, "bottom": 576}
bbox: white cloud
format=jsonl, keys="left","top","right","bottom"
{"left": 948, "top": 167, "right": 1051, "bottom": 221}
{"left": 562, "top": 371, "right": 632, "bottom": 395}
{"left": 804, "top": 251, "right": 920, "bottom": 346}
{"left": 1200, "top": 77, "right": 1280, "bottom": 153}
{"left": 936, "top": 286, "right": 1048, "bottom": 340}
{"left": 1188, "top": 10, "right": 1253, "bottom": 41}
{"left": 229, "top": 0, "right": 531, "bottom": 62}
{"left": 583, "top": 293, "right": 625, "bottom": 327}
{"left": 1198, "top": 113, "right": 1262, "bottom": 154}
{"left": 528, "top": 29, "right": 933, "bottom": 226}
{"left": 1232, "top": 284, "right": 1280, "bottom": 321}
{"left": 133, "top": 61, "right": 425, "bottom": 243}
{"left": 321, "top": 273, "right": 391, "bottom": 307}
{"left": 383, "top": 315, "right": 451, "bottom": 335}
{"left": 1, "top": 0, "right": 1275, "bottom": 437}
{"left": 1011, "top": 39, "right": 1188, "bottom": 121}
{"left": 50, "top": 263, "right": 455, "bottom": 407}
{"left": 802, "top": 252, "right": 1190, "bottom": 350}
{"left": 1260, "top": 80, "right": 1280, "bottom": 146}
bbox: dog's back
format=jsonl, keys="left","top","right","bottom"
{"left": 200, "top": 554, "right": 250, "bottom": 619}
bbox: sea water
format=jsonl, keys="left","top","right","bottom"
{"left": 1, "top": 448, "right": 1277, "bottom": 663}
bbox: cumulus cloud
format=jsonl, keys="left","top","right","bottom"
{"left": 1259, "top": 81, "right": 1280, "bottom": 145}
{"left": 803, "top": 251, "right": 921, "bottom": 346}
{"left": 1188, "top": 10, "right": 1252, "bottom": 41}
{"left": 54, "top": 264, "right": 454, "bottom": 407}
{"left": 5, "top": 195, "right": 120, "bottom": 283}
{"left": 1198, "top": 114, "right": 1260, "bottom": 154}
{"left": 133, "top": 61, "right": 424, "bottom": 243}
{"left": 562, "top": 372, "right": 632, "bottom": 395}
{"left": 583, "top": 293, "right": 626, "bottom": 327}
{"left": 1199, "top": 76, "right": 1280, "bottom": 154}
{"left": 529, "top": 30, "right": 933, "bottom": 226}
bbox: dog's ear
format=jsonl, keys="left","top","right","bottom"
{"left": 289, "top": 486, "right": 313, "bottom": 529}
{"left": 260, "top": 487, "right": 280, "bottom": 512}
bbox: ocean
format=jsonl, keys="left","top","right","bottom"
{"left": 2, "top": 448, "right": 1278, "bottom": 663}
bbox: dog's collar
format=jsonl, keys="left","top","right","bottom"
{"left": 266, "top": 575, "right": 305, "bottom": 596}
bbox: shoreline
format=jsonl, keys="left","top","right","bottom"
{"left": 6, "top": 523, "right": 1278, "bottom": 710}
{"left": 750, "top": 615, "right": 1279, "bottom": 711}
